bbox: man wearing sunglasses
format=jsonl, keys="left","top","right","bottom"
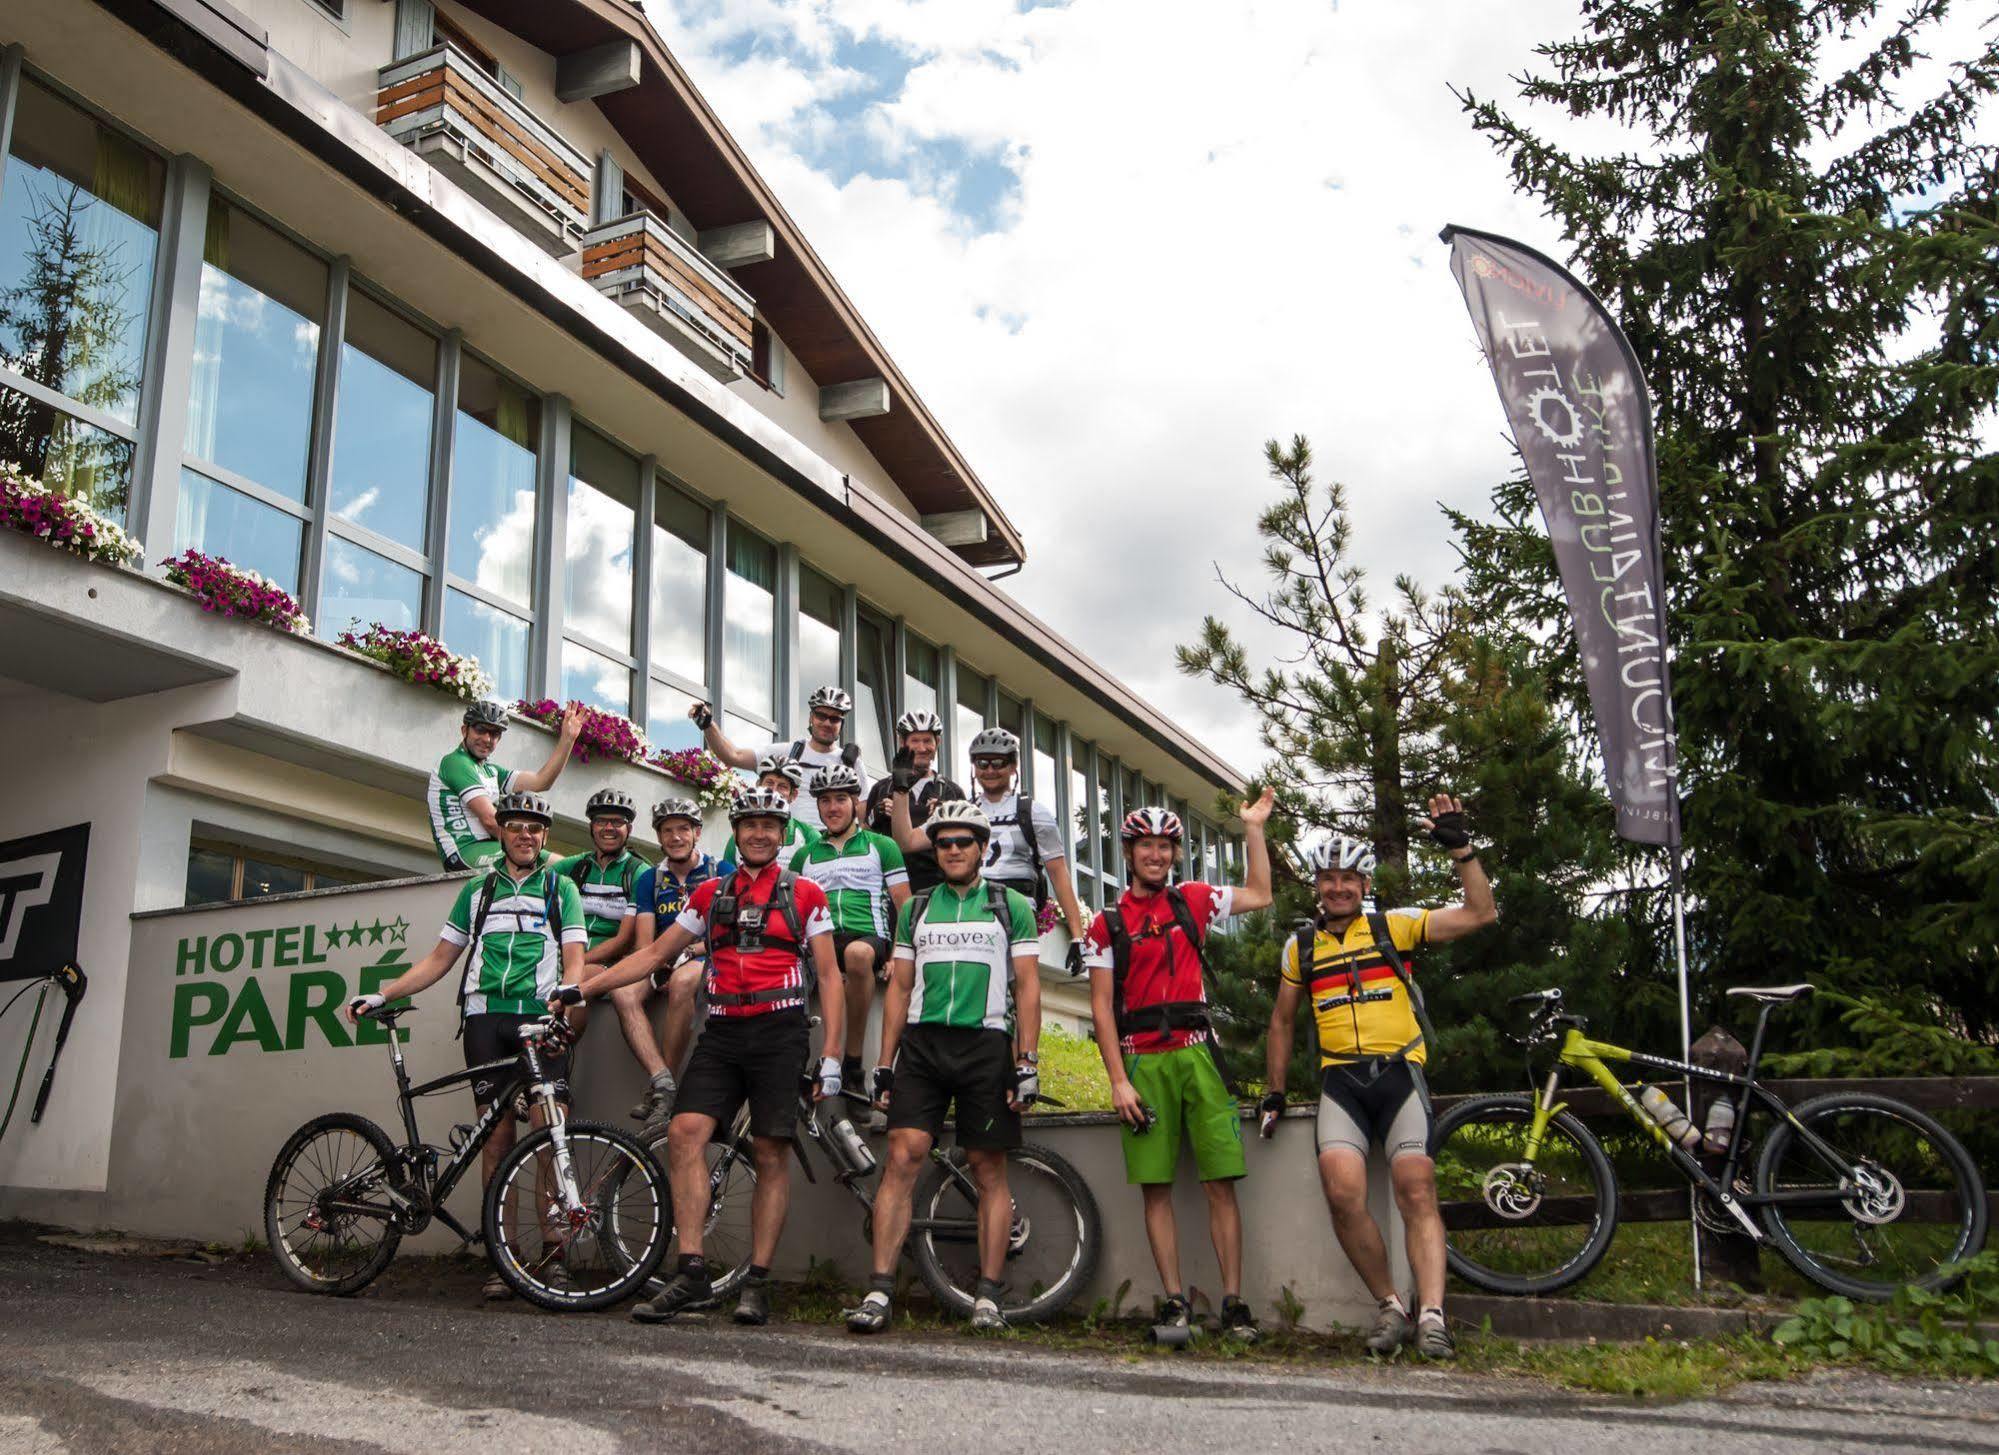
{"left": 846, "top": 801, "right": 1041, "bottom": 1335}
{"left": 690, "top": 684, "right": 869, "bottom": 833}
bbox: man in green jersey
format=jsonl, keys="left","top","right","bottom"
{"left": 790, "top": 764, "right": 911, "bottom": 1100}
{"left": 550, "top": 788, "right": 646, "bottom": 972}
{"left": 348, "top": 791, "right": 585, "bottom": 1299}
{"left": 846, "top": 801, "right": 1041, "bottom": 1335}
{"left": 427, "top": 698, "right": 585, "bottom": 869}
{"left": 719, "top": 755, "right": 820, "bottom": 870}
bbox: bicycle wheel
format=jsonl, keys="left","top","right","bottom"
{"left": 1756, "top": 1091, "right": 1988, "bottom": 1300}
{"left": 1433, "top": 1094, "right": 1619, "bottom": 1295}
{"left": 263, "top": 1112, "right": 403, "bottom": 1296}
{"left": 484, "top": 1119, "right": 668, "bottom": 1311}
{"left": 637, "top": 1121, "right": 760, "bottom": 1302}
{"left": 910, "top": 1141, "right": 1101, "bottom": 1324}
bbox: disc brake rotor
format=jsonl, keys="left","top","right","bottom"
{"left": 1843, "top": 1160, "right": 1906, "bottom": 1225}
{"left": 1481, "top": 1163, "right": 1545, "bottom": 1220}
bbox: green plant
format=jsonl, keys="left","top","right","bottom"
{"left": 1275, "top": 1283, "right": 1305, "bottom": 1332}
{"left": 1762, "top": 993, "right": 1999, "bottom": 1079}
{"left": 1772, "top": 1253, "right": 1999, "bottom": 1376}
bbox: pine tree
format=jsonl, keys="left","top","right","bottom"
{"left": 1451, "top": 3, "right": 1999, "bottom": 1047}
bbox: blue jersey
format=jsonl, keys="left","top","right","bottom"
{"left": 635, "top": 853, "right": 719, "bottom": 923}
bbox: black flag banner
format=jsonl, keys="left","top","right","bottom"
{"left": 1442, "top": 225, "right": 1680, "bottom": 847}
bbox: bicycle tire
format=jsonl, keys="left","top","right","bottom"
{"left": 263, "top": 1111, "right": 403, "bottom": 1296}
{"left": 1433, "top": 1093, "right": 1619, "bottom": 1296}
{"left": 1755, "top": 1091, "right": 1988, "bottom": 1301}
{"left": 910, "top": 1141, "right": 1101, "bottom": 1324}
{"left": 638, "top": 1122, "right": 759, "bottom": 1303}
{"left": 484, "top": 1119, "right": 669, "bottom": 1311}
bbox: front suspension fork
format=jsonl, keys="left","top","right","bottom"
{"left": 1523, "top": 1069, "right": 1563, "bottom": 1161}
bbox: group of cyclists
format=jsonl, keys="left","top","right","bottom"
{"left": 355, "top": 682, "right": 1497, "bottom": 1356}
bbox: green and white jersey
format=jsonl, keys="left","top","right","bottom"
{"left": 426, "top": 746, "right": 514, "bottom": 867}
{"left": 720, "top": 818, "right": 819, "bottom": 872}
{"left": 550, "top": 849, "right": 647, "bottom": 948}
{"left": 439, "top": 864, "right": 586, "bottom": 1016}
{"left": 891, "top": 878, "right": 1038, "bottom": 1032}
{"left": 789, "top": 829, "right": 908, "bottom": 936}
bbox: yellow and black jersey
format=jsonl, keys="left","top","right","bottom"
{"left": 1280, "top": 909, "right": 1430, "bottom": 1067}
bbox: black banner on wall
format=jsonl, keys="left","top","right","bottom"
{"left": 0, "top": 823, "right": 91, "bottom": 984}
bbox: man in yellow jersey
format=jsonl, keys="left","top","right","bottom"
{"left": 1261, "top": 792, "right": 1494, "bottom": 1360}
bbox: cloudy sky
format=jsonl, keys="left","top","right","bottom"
{"left": 634, "top": 0, "right": 1971, "bottom": 778}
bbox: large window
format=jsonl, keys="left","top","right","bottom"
{"left": 854, "top": 605, "right": 894, "bottom": 775}
{"left": 955, "top": 665, "right": 989, "bottom": 778}
{"left": 1033, "top": 712, "right": 1058, "bottom": 808}
{"left": 562, "top": 423, "right": 637, "bottom": 714}
{"left": 649, "top": 480, "right": 708, "bottom": 691}
{"left": 0, "top": 77, "right": 163, "bottom": 521}
{"left": 904, "top": 634, "right": 939, "bottom": 723}
{"left": 444, "top": 352, "right": 537, "bottom": 700}
{"left": 1070, "top": 738, "right": 1095, "bottom": 907}
{"left": 1095, "top": 753, "right": 1119, "bottom": 891}
{"left": 723, "top": 522, "right": 777, "bottom": 727}
{"left": 798, "top": 567, "right": 842, "bottom": 706}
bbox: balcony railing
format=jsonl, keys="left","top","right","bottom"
{"left": 376, "top": 44, "right": 591, "bottom": 257}
{"left": 581, "top": 211, "right": 755, "bottom": 380}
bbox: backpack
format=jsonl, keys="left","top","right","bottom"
{"left": 1104, "top": 886, "right": 1239, "bottom": 1092}
{"left": 989, "top": 794, "right": 1047, "bottom": 908}
{"left": 704, "top": 867, "right": 811, "bottom": 1011}
{"left": 788, "top": 739, "right": 864, "bottom": 771}
{"left": 457, "top": 867, "right": 567, "bottom": 1036}
{"left": 564, "top": 852, "right": 641, "bottom": 902}
{"left": 1290, "top": 909, "right": 1437, "bottom": 1066}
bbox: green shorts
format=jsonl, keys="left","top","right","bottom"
{"left": 1120, "top": 1044, "right": 1246, "bottom": 1185}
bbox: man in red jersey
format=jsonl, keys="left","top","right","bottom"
{"left": 561, "top": 786, "right": 843, "bottom": 1327}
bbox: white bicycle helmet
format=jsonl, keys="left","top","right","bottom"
{"left": 923, "top": 801, "right": 992, "bottom": 843}
{"left": 1120, "top": 806, "right": 1184, "bottom": 843}
{"left": 896, "top": 708, "right": 945, "bottom": 737}
{"left": 967, "top": 727, "right": 1020, "bottom": 762}
{"left": 728, "top": 787, "right": 793, "bottom": 825}
{"left": 755, "top": 752, "right": 806, "bottom": 788}
{"left": 1304, "top": 834, "right": 1377, "bottom": 877}
{"left": 807, "top": 685, "right": 853, "bottom": 714}
{"left": 809, "top": 764, "right": 864, "bottom": 798}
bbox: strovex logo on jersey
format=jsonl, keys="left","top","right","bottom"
{"left": 169, "top": 916, "right": 414, "bottom": 1058}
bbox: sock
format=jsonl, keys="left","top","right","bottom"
{"left": 745, "top": 1263, "right": 770, "bottom": 1283}
{"left": 651, "top": 1068, "right": 676, "bottom": 1091}
{"left": 869, "top": 1272, "right": 896, "bottom": 1295}
{"left": 1378, "top": 1293, "right": 1408, "bottom": 1317}
{"left": 677, "top": 1253, "right": 708, "bottom": 1283}
{"left": 1417, "top": 1306, "right": 1446, "bottom": 1326}
{"left": 975, "top": 1277, "right": 1005, "bottom": 1303}
{"left": 842, "top": 1054, "right": 863, "bottom": 1081}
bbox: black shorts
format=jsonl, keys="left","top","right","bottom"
{"left": 677, "top": 1010, "right": 810, "bottom": 1139}
{"left": 888, "top": 1024, "right": 1021, "bottom": 1150}
{"left": 1317, "top": 1058, "right": 1432, "bottom": 1162}
{"left": 464, "top": 1012, "right": 569, "bottom": 1109}
{"left": 834, "top": 931, "right": 893, "bottom": 981}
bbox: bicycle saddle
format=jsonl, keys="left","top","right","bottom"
{"left": 1723, "top": 983, "right": 1813, "bottom": 1002}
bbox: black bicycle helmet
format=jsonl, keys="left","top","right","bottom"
{"left": 493, "top": 791, "right": 553, "bottom": 827}
{"left": 463, "top": 699, "right": 509, "bottom": 729}
{"left": 585, "top": 788, "right": 637, "bottom": 823}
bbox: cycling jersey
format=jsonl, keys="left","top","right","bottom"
{"left": 438, "top": 864, "right": 586, "bottom": 1015}
{"left": 790, "top": 828, "right": 908, "bottom": 937}
{"left": 674, "top": 861, "right": 833, "bottom": 1018}
{"left": 755, "top": 739, "right": 871, "bottom": 831}
{"left": 1280, "top": 909, "right": 1432, "bottom": 1067}
{"left": 719, "top": 817, "right": 819, "bottom": 873}
{"left": 634, "top": 853, "right": 719, "bottom": 924}
{"left": 426, "top": 746, "right": 513, "bottom": 867}
{"left": 863, "top": 775, "right": 966, "bottom": 891}
{"left": 892, "top": 878, "right": 1037, "bottom": 1032}
{"left": 550, "top": 849, "right": 646, "bottom": 948}
{"left": 975, "top": 791, "right": 1065, "bottom": 885}
{"left": 1082, "top": 882, "right": 1235, "bottom": 1055}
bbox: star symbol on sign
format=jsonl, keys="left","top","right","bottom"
{"left": 348, "top": 921, "right": 365, "bottom": 945}
{"left": 323, "top": 924, "right": 345, "bottom": 949}
{"left": 366, "top": 919, "right": 387, "bottom": 945}
{"left": 387, "top": 916, "right": 409, "bottom": 944}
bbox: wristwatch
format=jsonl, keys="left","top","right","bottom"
{"left": 1016, "top": 1051, "right": 1038, "bottom": 1065}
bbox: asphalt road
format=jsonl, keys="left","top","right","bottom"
{"left": 0, "top": 1233, "right": 1993, "bottom": 1454}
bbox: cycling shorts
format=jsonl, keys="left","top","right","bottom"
{"left": 833, "top": 931, "right": 893, "bottom": 981}
{"left": 1317, "top": 1058, "right": 1431, "bottom": 1162}
{"left": 1120, "top": 1044, "right": 1245, "bottom": 1184}
{"left": 463, "top": 1012, "right": 569, "bottom": 1109}
{"left": 888, "top": 1024, "right": 1021, "bottom": 1151}
{"left": 448, "top": 840, "right": 506, "bottom": 872}
{"left": 676, "top": 1010, "right": 809, "bottom": 1140}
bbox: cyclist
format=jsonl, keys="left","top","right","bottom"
{"left": 557, "top": 787, "right": 845, "bottom": 1327}
{"left": 1083, "top": 788, "right": 1274, "bottom": 1342}
{"left": 846, "top": 802, "right": 1041, "bottom": 1335}
{"left": 347, "top": 791, "right": 585, "bottom": 1301}
{"left": 792, "top": 764, "right": 912, "bottom": 1103}
{"left": 965, "top": 727, "right": 1089, "bottom": 976}
{"left": 719, "top": 755, "right": 820, "bottom": 869}
{"left": 863, "top": 709, "right": 967, "bottom": 895}
{"left": 1260, "top": 794, "right": 1495, "bottom": 1361}
{"left": 427, "top": 699, "right": 585, "bottom": 869}
{"left": 692, "top": 685, "right": 869, "bottom": 833}
{"left": 550, "top": 789, "right": 645, "bottom": 971}
{"left": 617, "top": 798, "right": 719, "bottom": 1134}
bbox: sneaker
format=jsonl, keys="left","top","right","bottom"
{"left": 1413, "top": 1311, "right": 1457, "bottom": 1361}
{"left": 630, "top": 1076, "right": 676, "bottom": 1132}
{"left": 1364, "top": 1299, "right": 1411, "bottom": 1356}
{"left": 1219, "top": 1295, "right": 1259, "bottom": 1344}
{"left": 481, "top": 1273, "right": 513, "bottom": 1303}
{"left": 846, "top": 1290, "right": 893, "bottom": 1334}
{"left": 733, "top": 1276, "right": 770, "bottom": 1326}
{"left": 968, "top": 1296, "right": 1008, "bottom": 1332}
{"left": 632, "top": 1269, "right": 711, "bottom": 1324}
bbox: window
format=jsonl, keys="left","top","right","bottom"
{"left": 904, "top": 634, "right": 939, "bottom": 722}
{"left": 1070, "top": 738, "right": 1093, "bottom": 902}
{"left": 444, "top": 589, "right": 528, "bottom": 702}
{"left": 955, "top": 665, "right": 989, "bottom": 776}
{"left": 798, "top": 568, "right": 842, "bottom": 707}
{"left": 0, "top": 77, "right": 165, "bottom": 522}
{"left": 562, "top": 637, "right": 629, "bottom": 714}
{"left": 565, "top": 424, "right": 637, "bottom": 655}
{"left": 301, "top": 0, "right": 346, "bottom": 21}
{"left": 749, "top": 320, "right": 785, "bottom": 395}
{"left": 322, "top": 532, "right": 421, "bottom": 634}
{"left": 650, "top": 480, "right": 709, "bottom": 691}
{"left": 176, "top": 466, "right": 304, "bottom": 591}
{"left": 184, "top": 839, "right": 360, "bottom": 906}
{"left": 1033, "top": 713, "right": 1058, "bottom": 809}
{"left": 723, "top": 522, "right": 777, "bottom": 726}
{"left": 620, "top": 169, "right": 671, "bottom": 228}
{"left": 329, "top": 290, "right": 434, "bottom": 554}
{"left": 996, "top": 690, "right": 1026, "bottom": 749}
{"left": 432, "top": 11, "right": 496, "bottom": 74}
{"left": 1095, "top": 754, "right": 1118, "bottom": 888}
{"left": 647, "top": 678, "right": 703, "bottom": 754}
{"left": 854, "top": 605, "right": 894, "bottom": 775}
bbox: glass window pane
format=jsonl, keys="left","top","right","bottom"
{"left": 241, "top": 856, "right": 308, "bottom": 899}
{"left": 185, "top": 845, "right": 234, "bottom": 906}
{"left": 1033, "top": 713, "right": 1058, "bottom": 807}
{"left": 329, "top": 288, "right": 434, "bottom": 551}
{"left": 1070, "top": 742, "right": 1091, "bottom": 869}
{"left": 561, "top": 638, "right": 629, "bottom": 714}
{"left": 0, "top": 79, "right": 163, "bottom": 431}
{"left": 997, "top": 691, "right": 1025, "bottom": 743}
{"left": 176, "top": 467, "right": 302, "bottom": 593}
{"left": 724, "top": 523, "right": 776, "bottom": 723}
{"left": 566, "top": 424, "right": 636, "bottom": 650}
{"left": 449, "top": 354, "right": 538, "bottom": 603}
{"left": 955, "top": 666, "right": 988, "bottom": 776}
{"left": 1096, "top": 759, "right": 1116, "bottom": 881}
{"left": 0, "top": 386, "right": 134, "bottom": 523}
{"left": 1123, "top": 766, "right": 1143, "bottom": 814}
{"left": 798, "top": 568, "right": 842, "bottom": 708}
{"left": 647, "top": 679, "right": 702, "bottom": 753}
{"left": 185, "top": 199, "right": 325, "bottom": 501}
{"left": 854, "top": 606, "right": 893, "bottom": 777}
{"left": 443, "top": 588, "right": 527, "bottom": 702}
{"left": 904, "top": 634, "right": 939, "bottom": 719}
{"left": 650, "top": 482, "right": 708, "bottom": 685}
{"left": 321, "top": 533, "right": 421, "bottom": 638}
{"left": 1205, "top": 828, "right": 1222, "bottom": 884}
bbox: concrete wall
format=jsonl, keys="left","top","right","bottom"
{"left": 2, "top": 875, "right": 1400, "bottom": 1331}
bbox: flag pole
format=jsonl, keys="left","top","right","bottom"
{"left": 1669, "top": 838, "right": 1700, "bottom": 1289}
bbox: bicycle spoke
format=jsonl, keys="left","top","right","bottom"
{"left": 1435, "top": 1101, "right": 1613, "bottom": 1294}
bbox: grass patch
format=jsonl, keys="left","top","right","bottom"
{"left": 1459, "top": 1219, "right": 1816, "bottom": 1309}
{"left": 1029, "top": 1025, "right": 1113, "bottom": 1114}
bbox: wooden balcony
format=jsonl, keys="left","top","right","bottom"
{"left": 580, "top": 211, "right": 755, "bottom": 380}
{"left": 376, "top": 44, "right": 591, "bottom": 257}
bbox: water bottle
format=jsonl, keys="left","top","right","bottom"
{"left": 1637, "top": 1085, "right": 1702, "bottom": 1149}
{"left": 1702, "top": 1095, "right": 1737, "bottom": 1155}
{"left": 828, "top": 1117, "right": 878, "bottom": 1177}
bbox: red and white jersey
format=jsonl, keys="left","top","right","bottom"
{"left": 1083, "top": 882, "right": 1235, "bottom": 1054}
{"left": 676, "top": 861, "right": 833, "bottom": 1017}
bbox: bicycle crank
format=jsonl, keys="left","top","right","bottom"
{"left": 1480, "top": 1163, "right": 1544, "bottom": 1220}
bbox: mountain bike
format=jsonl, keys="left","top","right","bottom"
{"left": 263, "top": 1006, "right": 668, "bottom": 1310}
{"left": 1433, "top": 984, "right": 1987, "bottom": 1301}
{"left": 637, "top": 1069, "right": 1102, "bottom": 1324}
